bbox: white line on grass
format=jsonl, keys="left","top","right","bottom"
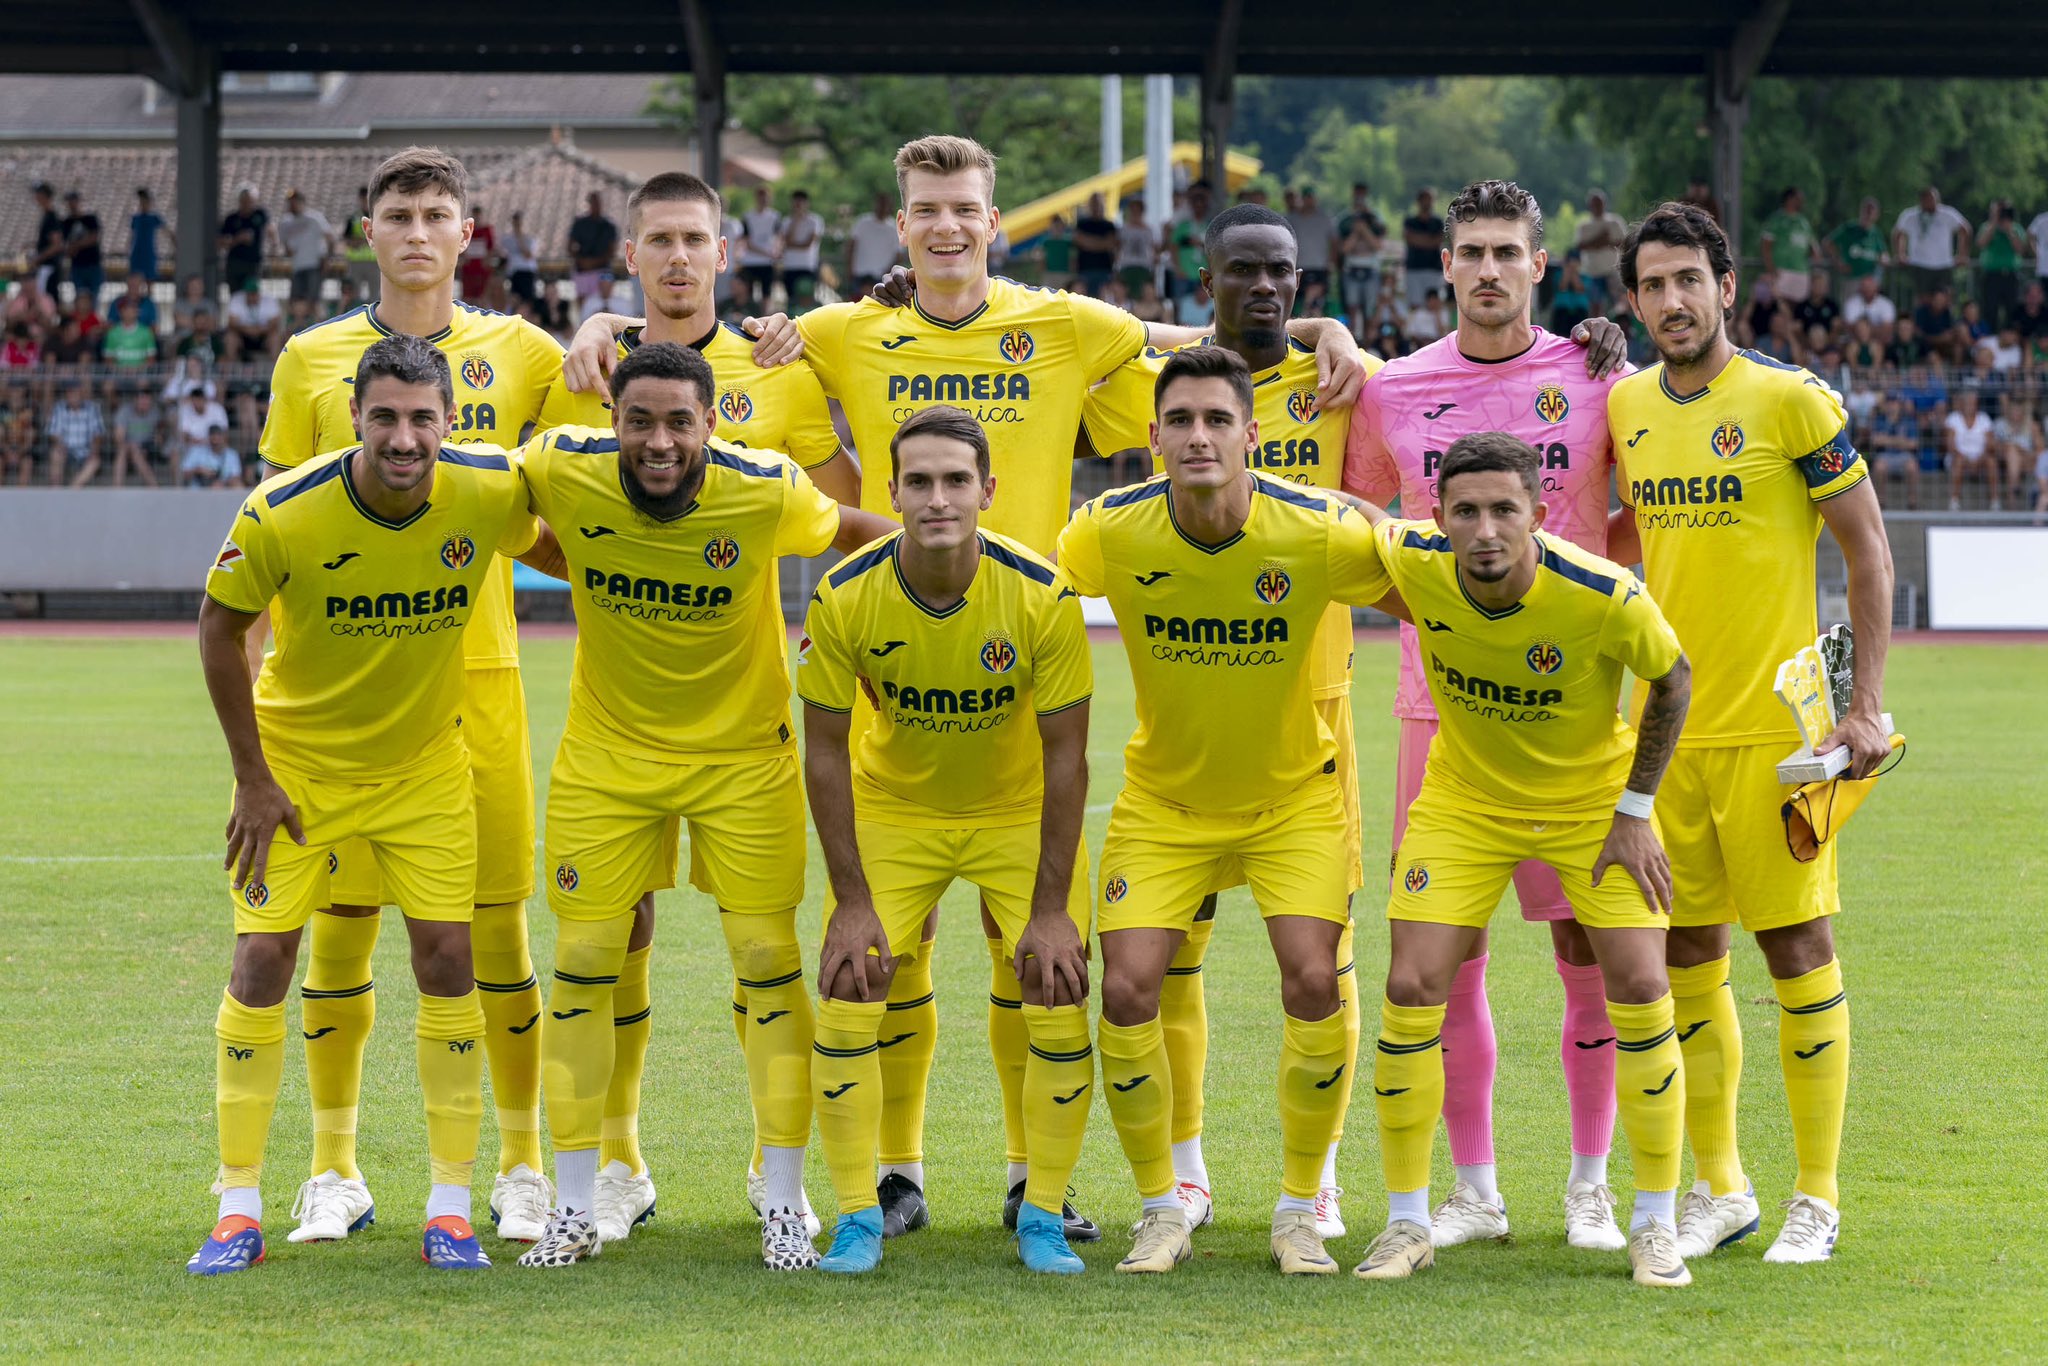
{"left": 0, "top": 852, "right": 216, "bottom": 864}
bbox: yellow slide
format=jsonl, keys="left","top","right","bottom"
{"left": 1000, "top": 142, "right": 1262, "bottom": 244}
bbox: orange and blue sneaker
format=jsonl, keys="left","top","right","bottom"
{"left": 187, "top": 1215, "right": 265, "bottom": 1275}
{"left": 422, "top": 1215, "right": 492, "bottom": 1270}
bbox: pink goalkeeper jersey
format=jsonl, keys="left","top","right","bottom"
{"left": 1345, "top": 327, "right": 1627, "bottom": 720}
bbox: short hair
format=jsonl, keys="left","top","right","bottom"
{"left": 368, "top": 146, "right": 467, "bottom": 214}
{"left": 888, "top": 404, "right": 990, "bottom": 480}
{"left": 1445, "top": 179, "right": 1544, "bottom": 249}
{"left": 894, "top": 135, "right": 997, "bottom": 205}
{"left": 609, "top": 339, "right": 714, "bottom": 409}
{"left": 1619, "top": 201, "right": 1735, "bottom": 293}
{"left": 353, "top": 333, "right": 453, "bottom": 409}
{"left": 628, "top": 171, "right": 724, "bottom": 235}
{"left": 1204, "top": 202, "right": 1294, "bottom": 259}
{"left": 1438, "top": 431, "right": 1541, "bottom": 501}
{"left": 1154, "top": 346, "right": 1255, "bottom": 421}
{"left": 1781, "top": 186, "right": 1801, "bottom": 204}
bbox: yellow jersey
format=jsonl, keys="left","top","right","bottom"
{"left": 204, "top": 445, "right": 537, "bottom": 782}
{"left": 617, "top": 322, "right": 842, "bottom": 471}
{"left": 797, "top": 276, "right": 1147, "bottom": 554}
{"left": 260, "top": 300, "right": 610, "bottom": 669}
{"left": 1608, "top": 349, "right": 1866, "bottom": 746}
{"left": 1080, "top": 334, "right": 1376, "bottom": 699}
{"left": 797, "top": 529, "right": 1091, "bottom": 828}
{"left": 1056, "top": 472, "right": 1393, "bottom": 814}
{"left": 1372, "top": 518, "right": 1682, "bottom": 819}
{"left": 517, "top": 426, "right": 841, "bottom": 764}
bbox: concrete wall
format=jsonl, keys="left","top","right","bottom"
{"left": 0, "top": 490, "right": 246, "bottom": 591}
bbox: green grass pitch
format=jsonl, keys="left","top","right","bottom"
{"left": 2, "top": 632, "right": 2041, "bottom": 1360}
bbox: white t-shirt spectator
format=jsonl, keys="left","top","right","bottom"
{"left": 1405, "top": 302, "right": 1448, "bottom": 345}
{"left": 177, "top": 397, "right": 230, "bottom": 448}
{"left": 1287, "top": 209, "right": 1336, "bottom": 272}
{"left": 504, "top": 230, "right": 539, "bottom": 275}
{"left": 1895, "top": 203, "right": 1971, "bottom": 270}
{"left": 2029, "top": 211, "right": 2048, "bottom": 279}
{"left": 1945, "top": 409, "right": 1994, "bottom": 461}
{"left": 1576, "top": 211, "right": 1628, "bottom": 280}
{"left": 1842, "top": 293, "right": 1897, "bottom": 328}
{"left": 227, "top": 291, "right": 281, "bottom": 332}
{"left": 275, "top": 210, "right": 333, "bottom": 271}
{"left": 1116, "top": 222, "right": 1156, "bottom": 272}
{"left": 780, "top": 211, "right": 824, "bottom": 272}
{"left": 740, "top": 209, "right": 782, "bottom": 268}
{"left": 849, "top": 212, "right": 900, "bottom": 279}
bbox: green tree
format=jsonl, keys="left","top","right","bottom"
{"left": 1382, "top": 79, "right": 1517, "bottom": 200}
{"left": 1285, "top": 108, "right": 1400, "bottom": 206}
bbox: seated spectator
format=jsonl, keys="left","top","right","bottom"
{"left": 1794, "top": 270, "right": 1838, "bottom": 336}
{"left": 1898, "top": 361, "right": 1949, "bottom": 421}
{"left": 110, "top": 386, "right": 162, "bottom": 487}
{"left": 1995, "top": 395, "right": 2039, "bottom": 511}
{"left": 64, "top": 290, "right": 103, "bottom": 341}
{"left": 1745, "top": 279, "right": 1778, "bottom": 345}
{"left": 1405, "top": 288, "right": 1449, "bottom": 346}
{"left": 100, "top": 298, "right": 160, "bottom": 371}
{"left": 4, "top": 278, "right": 59, "bottom": 334}
{"left": 1845, "top": 318, "right": 1883, "bottom": 370}
{"left": 1841, "top": 274, "right": 1897, "bottom": 333}
{"left": 1989, "top": 326, "right": 2024, "bottom": 372}
{"left": 171, "top": 274, "right": 213, "bottom": 335}
{"left": 174, "top": 385, "right": 229, "bottom": 469}
{"left": 180, "top": 423, "right": 243, "bottom": 488}
{"left": 1177, "top": 281, "right": 1215, "bottom": 329}
{"left": 2, "top": 320, "right": 41, "bottom": 369}
{"left": 1960, "top": 339, "right": 2010, "bottom": 417}
{"left": 176, "top": 309, "right": 226, "bottom": 364}
{"left": 161, "top": 353, "right": 215, "bottom": 403}
{"left": 1914, "top": 286, "right": 1968, "bottom": 365}
{"left": 0, "top": 387, "right": 32, "bottom": 485}
{"left": 1945, "top": 388, "right": 2001, "bottom": 509}
{"left": 2012, "top": 281, "right": 2048, "bottom": 342}
{"left": 1127, "top": 278, "right": 1172, "bottom": 325}
{"left": 225, "top": 279, "right": 282, "bottom": 361}
{"left": 45, "top": 380, "right": 105, "bottom": 486}
{"left": 1960, "top": 298, "right": 1993, "bottom": 348}
{"left": 283, "top": 296, "right": 318, "bottom": 338}
{"left": 47, "top": 316, "right": 94, "bottom": 367}
{"left": 1755, "top": 303, "right": 1801, "bottom": 365}
{"left": 539, "top": 280, "right": 574, "bottom": 337}
{"left": 329, "top": 277, "right": 363, "bottom": 320}
{"left": 114, "top": 273, "right": 159, "bottom": 333}
{"left": 1887, "top": 317, "right": 1929, "bottom": 369}
{"left": 1867, "top": 395, "right": 1923, "bottom": 509}
{"left": 1549, "top": 259, "right": 1592, "bottom": 335}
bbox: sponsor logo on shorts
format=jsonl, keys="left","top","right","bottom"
{"left": 1254, "top": 561, "right": 1292, "bottom": 604}
{"left": 555, "top": 863, "right": 579, "bottom": 893}
{"left": 703, "top": 533, "right": 741, "bottom": 570}
{"left": 1403, "top": 864, "right": 1429, "bottom": 894}
{"left": 1526, "top": 638, "right": 1565, "bottom": 674}
{"left": 1103, "top": 874, "right": 1129, "bottom": 904}
{"left": 459, "top": 354, "right": 495, "bottom": 390}
{"left": 1535, "top": 383, "right": 1570, "bottom": 424}
{"left": 997, "top": 327, "right": 1035, "bottom": 364}
{"left": 439, "top": 532, "right": 477, "bottom": 570}
{"left": 1711, "top": 418, "right": 1745, "bottom": 460}
{"left": 979, "top": 630, "right": 1017, "bottom": 674}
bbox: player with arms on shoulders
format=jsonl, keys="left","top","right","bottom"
{"left": 1346, "top": 432, "right": 1695, "bottom": 1289}
{"left": 1058, "top": 347, "right": 1404, "bottom": 1278}
{"left": 189, "top": 337, "right": 547, "bottom": 1274}
{"left": 1344, "top": 179, "right": 1638, "bottom": 1252}
{"left": 1609, "top": 203, "right": 1893, "bottom": 1264}
{"left": 798, "top": 406, "right": 1094, "bottom": 1276}
{"left": 258, "top": 146, "right": 608, "bottom": 1248}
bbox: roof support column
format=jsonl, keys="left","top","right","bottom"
{"left": 1200, "top": 0, "right": 1242, "bottom": 196}
{"left": 173, "top": 51, "right": 220, "bottom": 295}
{"left": 1707, "top": 0, "right": 1789, "bottom": 262}
{"left": 681, "top": 0, "right": 724, "bottom": 185}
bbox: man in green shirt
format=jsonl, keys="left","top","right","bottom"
{"left": 1976, "top": 200, "right": 2027, "bottom": 330}
{"left": 1825, "top": 197, "right": 1889, "bottom": 285}
{"left": 98, "top": 297, "right": 159, "bottom": 368}
{"left": 1761, "top": 186, "right": 1819, "bottom": 303}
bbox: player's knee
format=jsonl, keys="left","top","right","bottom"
{"left": 1279, "top": 960, "right": 1340, "bottom": 1020}
{"left": 1666, "top": 923, "right": 1731, "bottom": 969}
{"left": 1756, "top": 917, "right": 1835, "bottom": 980}
{"left": 229, "top": 931, "right": 299, "bottom": 1007}
{"left": 1100, "top": 965, "right": 1161, "bottom": 1028}
{"left": 407, "top": 923, "right": 474, "bottom": 996}
{"left": 1600, "top": 959, "right": 1669, "bottom": 1006}
{"left": 1550, "top": 918, "right": 1597, "bottom": 967}
{"left": 1383, "top": 961, "right": 1448, "bottom": 1009}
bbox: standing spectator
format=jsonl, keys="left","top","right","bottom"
{"left": 161, "top": 353, "right": 216, "bottom": 404}
{"left": 99, "top": 297, "right": 159, "bottom": 371}
{"left": 1825, "top": 196, "right": 1888, "bottom": 288}
{"left": 737, "top": 185, "right": 783, "bottom": 307}
{"left": 218, "top": 186, "right": 268, "bottom": 294}
{"left": 1167, "top": 180, "right": 1214, "bottom": 308}
{"left": 1548, "top": 258, "right": 1592, "bottom": 335}
{"left": 2028, "top": 202, "right": 2048, "bottom": 294}
{"left": 224, "top": 278, "right": 282, "bottom": 362}
{"left": 1574, "top": 189, "right": 1627, "bottom": 314}
{"left": 1975, "top": 200, "right": 2026, "bottom": 332}
{"left": 29, "top": 182, "right": 66, "bottom": 300}
{"left": 109, "top": 386, "right": 162, "bottom": 487}
{"left": 274, "top": 190, "right": 334, "bottom": 306}
{"left": 1337, "top": 182, "right": 1385, "bottom": 331}
{"left": 1759, "top": 186, "right": 1818, "bottom": 304}
{"left": 458, "top": 203, "right": 499, "bottom": 306}
{"left": 340, "top": 185, "right": 377, "bottom": 302}
{"left": 1286, "top": 185, "right": 1337, "bottom": 317}
{"left": 503, "top": 210, "right": 540, "bottom": 308}
{"left": 1945, "top": 387, "right": 2001, "bottom": 509}
{"left": 45, "top": 380, "right": 105, "bottom": 486}
{"left": 1073, "top": 193, "right": 1118, "bottom": 297}
{"left": 567, "top": 191, "right": 620, "bottom": 318}
{"left": 1038, "top": 213, "right": 1075, "bottom": 291}
{"left": 1893, "top": 186, "right": 1971, "bottom": 304}
{"left": 127, "top": 187, "right": 170, "bottom": 285}
{"left": 61, "top": 190, "right": 105, "bottom": 308}
{"left": 180, "top": 422, "right": 244, "bottom": 488}
{"left": 848, "top": 192, "right": 900, "bottom": 298}
{"left": 1115, "top": 196, "right": 1158, "bottom": 299}
{"left": 1402, "top": 188, "right": 1445, "bottom": 307}
{"left": 1843, "top": 274, "right": 1898, "bottom": 334}
{"left": 1681, "top": 175, "right": 1723, "bottom": 224}
{"left": 779, "top": 189, "right": 824, "bottom": 312}
{"left": 114, "top": 273, "right": 158, "bottom": 333}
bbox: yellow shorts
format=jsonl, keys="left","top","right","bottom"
{"left": 543, "top": 734, "right": 804, "bottom": 921}
{"left": 1662, "top": 742, "right": 1840, "bottom": 932}
{"left": 1387, "top": 781, "right": 1664, "bottom": 931}
{"left": 832, "top": 820, "right": 1092, "bottom": 958}
{"left": 1206, "top": 693, "right": 1364, "bottom": 897}
{"left": 1098, "top": 771, "right": 1352, "bottom": 935}
{"left": 329, "top": 665, "right": 533, "bottom": 907}
{"left": 229, "top": 741, "right": 476, "bottom": 934}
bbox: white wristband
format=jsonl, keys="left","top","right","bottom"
{"left": 1615, "top": 789, "right": 1656, "bottom": 819}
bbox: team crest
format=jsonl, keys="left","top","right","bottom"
{"left": 998, "top": 328, "right": 1035, "bottom": 364}
{"left": 555, "top": 864, "right": 579, "bottom": 893}
{"left": 1526, "top": 638, "right": 1565, "bottom": 675}
{"left": 1286, "top": 389, "right": 1319, "bottom": 424}
{"left": 1403, "top": 864, "right": 1430, "bottom": 894}
{"left": 1813, "top": 436, "right": 1847, "bottom": 475}
{"left": 459, "top": 354, "right": 494, "bottom": 390}
{"left": 979, "top": 630, "right": 1017, "bottom": 674}
{"left": 718, "top": 388, "right": 754, "bottom": 424}
{"left": 1535, "top": 384, "right": 1570, "bottom": 424}
{"left": 1711, "top": 419, "right": 1746, "bottom": 460}
{"left": 243, "top": 881, "right": 270, "bottom": 908}
{"left": 704, "top": 533, "right": 741, "bottom": 570}
{"left": 439, "top": 532, "right": 477, "bottom": 570}
{"left": 1254, "top": 561, "right": 1292, "bottom": 605}
{"left": 1104, "top": 875, "right": 1129, "bottom": 904}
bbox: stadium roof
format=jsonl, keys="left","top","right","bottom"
{"left": 9, "top": 1, "right": 2046, "bottom": 81}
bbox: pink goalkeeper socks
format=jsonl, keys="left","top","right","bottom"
{"left": 1440, "top": 954, "right": 1497, "bottom": 1167}
{"left": 1556, "top": 956, "right": 1618, "bottom": 1159}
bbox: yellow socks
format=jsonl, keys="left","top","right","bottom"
{"left": 216, "top": 990, "right": 286, "bottom": 1193}
{"left": 1278, "top": 1009, "right": 1351, "bottom": 1199}
{"left": 1776, "top": 958, "right": 1850, "bottom": 1206}
{"left": 1332, "top": 920, "right": 1361, "bottom": 1146}
{"left": 1374, "top": 999, "right": 1446, "bottom": 1196}
{"left": 1098, "top": 1015, "right": 1175, "bottom": 1199}
{"left": 731, "top": 977, "right": 765, "bottom": 1174}
{"left": 1607, "top": 994, "right": 1685, "bottom": 1195}
{"left": 813, "top": 996, "right": 888, "bottom": 1215}
{"left": 600, "top": 945, "right": 653, "bottom": 1176}
{"left": 1160, "top": 915, "right": 1213, "bottom": 1146}
{"left": 414, "top": 990, "right": 486, "bottom": 1189}
{"left": 471, "top": 899, "right": 543, "bottom": 1176}
{"left": 987, "top": 936, "right": 1029, "bottom": 1168}
{"left": 876, "top": 946, "right": 936, "bottom": 1168}
{"left": 722, "top": 910, "right": 814, "bottom": 1150}
{"left": 301, "top": 909, "right": 378, "bottom": 1180}
{"left": 1021, "top": 1003, "right": 1094, "bottom": 1214}
{"left": 542, "top": 913, "right": 632, "bottom": 1154}
{"left": 1669, "top": 955, "right": 1746, "bottom": 1195}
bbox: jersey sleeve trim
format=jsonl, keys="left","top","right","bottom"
{"left": 797, "top": 695, "right": 854, "bottom": 714}
{"left": 705, "top": 445, "right": 783, "bottom": 479}
{"left": 1101, "top": 479, "right": 1171, "bottom": 510}
{"left": 1536, "top": 541, "right": 1621, "bottom": 596}
{"left": 266, "top": 457, "right": 350, "bottom": 507}
{"left": 203, "top": 588, "right": 263, "bottom": 616}
{"left": 826, "top": 536, "right": 899, "bottom": 588}
{"left": 556, "top": 433, "right": 621, "bottom": 455}
{"left": 1036, "top": 694, "right": 1091, "bottom": 717}
{"left": 979, "top": 536, "right": 1056, "bottom": 586}
{"left": 436, "top": 446, "right": 510, "bottom": 471}
{"left": 1252, "top": 477, "right": 1328, "bottom": 512}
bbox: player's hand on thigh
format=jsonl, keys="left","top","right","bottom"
{"left": 1015, "top": 915, "right": 1089, "bottom": 1008}
{"left": 224, "top": 773, "right": 304, "bottom": 890}
{"left": 1592, "top": 813, "right": 1672, "bottom": 915}
{"left": 742, "top": 312, "right": 803, "bottom": 367}
{"left": 819, "top": 896, "right": 895, "bottom": 1002}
